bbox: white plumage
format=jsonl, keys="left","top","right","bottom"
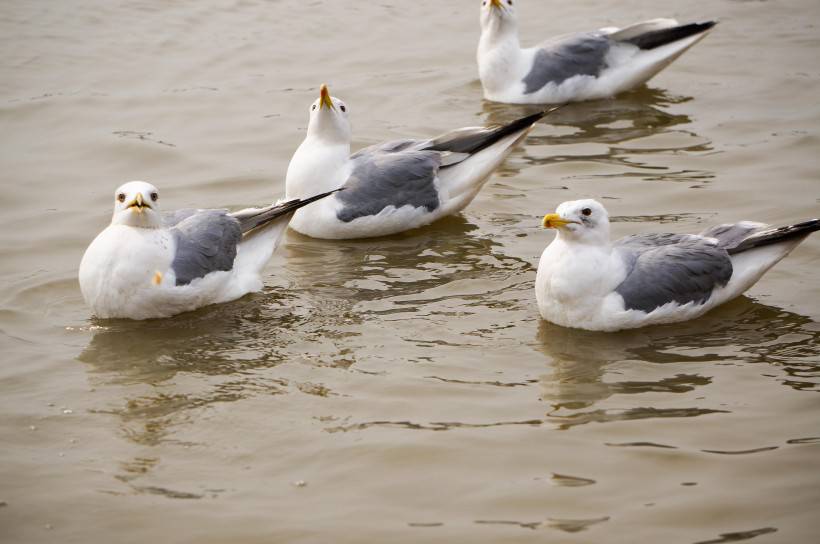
{"left": 478, "top": 0, "right": 716, "bottom": 104}
{"left": 79, "top": 181, "right": 333, "bottom": 320}
{"left": 285, "top": 85, "right": 548, "bottom": 239}
{"left": 535, "top": 199, "right": 819, "bottom": 331}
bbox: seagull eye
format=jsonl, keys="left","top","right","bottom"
{"left": 150, "top": 192, "right": 158, "bottom": 202}
{"left": 117, "top": 193, "right": 126, "bottom": 203}
{"left": 311, "top": 105, "right": 317, "bottom": 111}
{"left": 340, "top": 105, "right": 346, "bottom": 113}
{"left": 582, "top": 208, "right": 592, "bottom": 216}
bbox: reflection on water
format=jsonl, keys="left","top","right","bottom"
{"left": 475, "top": 516, "right": 611, "bottom": 533}
{"left": 483, "top": 86, "right": 693, "bottom": 145}
{"left": 282, "top": 215, "right": 534, "bottom": 327}
{"left": 282, "top": 215, "right": 515, "bottom": 302}
{"left": 485, "top": 86, "right": 715, "bottom": 185}
{"left": 78, "top": 292, "right": 300, "bottom": 383}
{"left": 74, "top": 217, "right": 533, "bottom": 481}
{"left": 536, "top": 297, "right": 820, "bottom": 429}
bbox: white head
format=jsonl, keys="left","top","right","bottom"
{"left": 110, "top": 181, "right": 162, "bottom": 229}
{"left": 480, "top": 0, "right": 519, "bottom": 35}
{"left": 306, "top": 84, "right": 352, "bottom": 145}
{"left": 542, "top": 199, "right": 611, "bottom": 246}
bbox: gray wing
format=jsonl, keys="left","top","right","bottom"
{"left": 337, "top": 147, "right": 442, "bottom": 223}
{"left": 698, "top": 222, "right": 767, "bottom": 250}
{"left": 614, "top": 233, "right": 733, "bottom": 313}
{"left": 336, "top": 110, "right": 550, "bottom": 222}
{"left": 523, "top": 33, "right": 611, "bottom": 93}
{"left": 170, "top": 210, "right": 242, "bottom": 286}
{"left": 162, "top": 208, "right": 200, "bottom": 227}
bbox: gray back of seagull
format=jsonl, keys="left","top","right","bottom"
{"left": 613, "top": 233, "right": 734, "bottom": 313}
{"left": 169, "top": 210, "right": 242, "bottom": 286}
{"left": 337, "top": 143, "right": 442, "bottom": 223}
{"left": 523, "top": 33, "right": 611, "bottom": 94}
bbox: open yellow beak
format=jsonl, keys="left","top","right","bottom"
{"left": 128, "top": 193, "right": 147, "bottom": 214}
{"left": 542, "top": 213, "right": 574, "bottom": 229}
{"left": 319, "top": 84, "right": 335, "bottom": 111}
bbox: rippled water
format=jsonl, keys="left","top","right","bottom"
{"left": 1, "top": 0, "right": 819, "bottom": 542}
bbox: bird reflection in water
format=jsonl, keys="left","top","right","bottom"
{"left": 535, "top": 297, "right": 820, "bottom": 430}
{"left": 483, "top": 86, "right": 714, "bottom": 185}
{"left": 280, "top": 213, "right": 529, "bottom": 311}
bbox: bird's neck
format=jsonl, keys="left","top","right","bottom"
{"left": 558, "top": 232, "right": 612, "bottom": 251}
{"left": 285, "top": 137, "right": 350, "bottom": 199}
{"left": 479, "top": 19, "right": 521, "bottom": 53}
{"left": 110, "top": 213, "right": 162, "bottom": 229}
{"left": 478, "top": 23, "right": 522, "bottom": 93}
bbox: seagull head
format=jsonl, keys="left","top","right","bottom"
{"left": 480, "top": 0, "right": 518, "bottom": 32}
{"left": 306, "top": 84, "right": 352, "bottom": 145}
{"left": 542, "top": 199, "right": 611, "bottom": 245}
{"left": 111, "top": 181, "right": 162, "bottom": 229}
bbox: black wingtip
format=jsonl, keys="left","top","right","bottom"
{"left": 727, "top": 218, "right": 820, "bottom": 255}
{"left": 504, "top": 103, "right": 566, "bottom": 130}
{"left": 624, "top": 21, "right": 717, "bottom": 50}
{"left": 234, "top": 189, "right": 340, "bottom": 234}
{"left": 294, "top": 187, "right": 343, "bottom": 207}
{"left": 483, "top": 106, "right": 558, "bottom": 143}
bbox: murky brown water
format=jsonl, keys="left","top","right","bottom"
{"left": 2, "top": 1, "right": 819, "bottom": 542}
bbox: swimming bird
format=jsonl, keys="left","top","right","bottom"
{"left": 478, "top": 0, "right": 716, "bottom": 104}
{"left": 284, "top": 84, "right": 551, "bottom": 239}
{"left": 79, "top": 181, "right": 336, "bottom": 320}
{"left": 535, "top": 199, "right": 819, "bottom": 331}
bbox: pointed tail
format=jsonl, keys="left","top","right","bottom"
{"left": 424, "top": 106, "right": 562, "bottom": 161}
{"left": 725, "top": 219, "right": 820, "bottom": 255}
{"left": 231, "top": 189, "right": 340, "bottom": 235}
{"left": 619, "top": 21, "right": 717, "bottom": 50}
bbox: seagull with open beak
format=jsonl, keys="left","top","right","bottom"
{"left": 79, "top": 181, "right": 337, "bottom": 319}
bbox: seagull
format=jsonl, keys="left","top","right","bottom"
{"left": 535, "top": 199, "right": 820, "bottom": 331}
{"left": 284, "top": 84, "right": 552, "bottom": 239}
{"left": 79, "top": 181, "right": 336, "bottom": 320}
{"left": 478, "top": 0, "right": 717, "bottom": 104}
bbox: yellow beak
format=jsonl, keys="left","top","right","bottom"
{"left": 542, "top": 213, "right": 574, "bottom": 229}
{"left": 128, "top": 193, "right": 147, "bottom": 214}
{"left": 490, "top": 0, "right": 503, "bottom": 9}
{"left": 319, "top": 84, "right": 335, "bottom": 111}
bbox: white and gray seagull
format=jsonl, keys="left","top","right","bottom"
{"left": 284, "top": 84, "right": 552, "bottom": 239}
{"left": 535, "top": 199, "right": 820, "bottom": 331}
{"left": 478, "top": 0, "right": 717, "bottom": 104}
{"left": 79, "top": 181, "right": 336, "bottom": 320}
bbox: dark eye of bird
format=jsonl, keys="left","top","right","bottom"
{"left": 582, "top": 208, "right": 592, "bottom": 216}
{"left": 340, "top": 105, "right": 346, "bottom": 113}
{"left": 311, "top": 105, "right": 317, "bottom": 111}
{"left": 151, "top": 192, "right": 158, "bottom": 201}
{"left": 117, "top": 193, "right": 126, "bottom": 203}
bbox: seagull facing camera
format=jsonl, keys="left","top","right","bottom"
{"left": 111, "top": 181, "right": 163, "bottom": 229}
{"left": 79, "top": 181, "right": 337, "bottom": 320}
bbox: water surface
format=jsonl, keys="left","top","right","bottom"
{"left": 1, "top": 0, "right": 819, "bottom": 542}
